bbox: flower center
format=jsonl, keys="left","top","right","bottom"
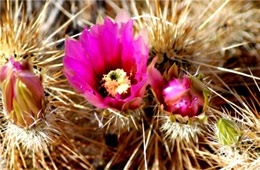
{"left": 102, "top": 69, "right": 131, "bottom": 97}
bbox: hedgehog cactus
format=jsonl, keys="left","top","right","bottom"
{"left": 0, "top": 1, "right": 258, "bottom": 169}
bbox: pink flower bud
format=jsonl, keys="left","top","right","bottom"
{"left": 0, "top": 57, "right": 45, "bottom": 128}
{"left": 163, "top": 76, "right": 203, "bottom": 117}
{"left": 148, "top": 58, "right": 206, "bottom": 117}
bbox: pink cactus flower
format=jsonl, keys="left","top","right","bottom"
{"left": 0, "top": 57, "right": 45, "bottom": 128}
{"left": 148, "top": 58, "right": 205, "bottom": 117}
{"left": 64, "top": 12, "right": 149, "bottom": 111}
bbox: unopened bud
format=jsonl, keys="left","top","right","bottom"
{"left": 216, "top": 118, "right": 241, "bottom": 146}
{"left": 0, "top": 57, "right": 45, "bottom": 129}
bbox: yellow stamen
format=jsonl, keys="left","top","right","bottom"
{"left": 102, "top": 69, "right": 131, "bottom": 97}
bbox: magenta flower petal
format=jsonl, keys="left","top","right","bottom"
{"left": 122, "top": 78, "right": 148, "bottom": 110}
{"left": 64, "top": 56, "right": 96, "bottom": 92}
{"left": 80, "top": 29, "right": 106, "bottom": 75}
{"left": 83, "top": 90, "right": 107, "bottom": 109}
{"left": 191, "top": 96, "right": 200, "bottom": 116}
{"left": 64, "top": 39, "right": 97, "bottom": 93}
{"left": 148, "top": 58, "right": 166, "bottom": 103}
{"left": 133, "top": 36, "right": 149, "bottom": 80}
{"left": 119, "top": 20, "right": 149, "bottom": 78}
{"left": 80, "top": 19, "right": 121, "bottom": 74}
{"left": 104, "top": 96, "right": 142, "bottom": 111}
{"left": 65, "top": 39, "right": 90, "bottom": 66}
{"left": 99, "top": 19, "right": 121, "bottom": 70}
{"left": 163, "top": 76, "right": 190, "bottom": 106}
{"left": 121, "top": 20, "right": 136, "bottom": 75}
{"left": 130, "top": 76, "right": 148, "bottom": 98}
{"left": 168, "top": 95, "right": 192, "bottom": 117}
{"left": 122, "top": 97, "right": 143, "bottom": 111}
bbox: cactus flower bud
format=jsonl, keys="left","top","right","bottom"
{"left": 216, "top": 118, "right": 241, "bottom": 146}
{"left": 162, "top": 76, "right": 203, "bottom": 117}
{"left": 0, "top": 57, "right": 45, "bottom": 129}
{"left": 148, "top": 58, "right": 207, "bottom": 118}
